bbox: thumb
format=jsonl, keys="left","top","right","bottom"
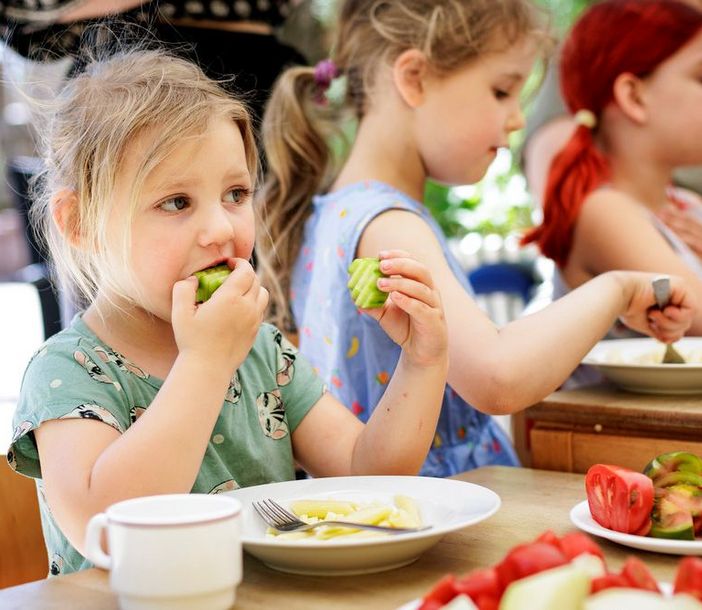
{"left": 172, "top": 276, "right": 198, "bottom": 323}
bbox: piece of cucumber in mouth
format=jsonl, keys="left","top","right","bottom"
{"left": 194, "top": 264, "right": 231, "bottom": 303}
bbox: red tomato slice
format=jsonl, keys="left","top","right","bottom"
{"left": 495, "top": 542, "right": 568, "bottom": 589}
{"left": 621, "top": 556, "right": 661, "bottom": 592}
{"left": 585, "top": 464, "right": 654, "bottom": 534}
{"left": 674, "top": 557, "right": 702, "bottom": 601}
{"left": 455, "top": 568, "right": 501, "bottom": 600}
{"left": 421, "top": 574, "right": 458, "bottom": 607}
{"left": 632, "top": 518, "right": 652, "bottom": 537}
{"left": 535, "top": 530, "right": 561, "bottom": 549}
{"left": 557, "top": 532, "right": 605, "bottom": 562}
{"left": 591, "top": 573, "right": 630, "bottom": 594}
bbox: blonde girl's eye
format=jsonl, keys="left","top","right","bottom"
{"left": 159, "top": 196, "right": 189, "bottom": 212}
{"left": 224, "top": 187, "right": 250, "bottom": 204}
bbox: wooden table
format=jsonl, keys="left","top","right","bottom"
{"left": 521, "top": 386, "right": 702, "bottom": 473}
{"left": 0, "top": 466, "right": 683, "bottom": 610}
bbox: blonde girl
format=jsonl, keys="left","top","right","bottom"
{"left": 7, "top": 49, "right": 449, "bottom": 576}
{"left": 258, "top": 0, "right": 696, "bottom": 477}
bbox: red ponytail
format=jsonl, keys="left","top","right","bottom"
{"left": 522, "top": 0, "right": 702, "bottom": 267}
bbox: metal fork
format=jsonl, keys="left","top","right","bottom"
{"left": 652, "top": 276, "right": 686, "bottom": 364}
{"left": 253, "top": 498, "right": 431, "bottom": 534}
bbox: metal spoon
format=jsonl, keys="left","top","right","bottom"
{"left": 651, "top": 276, "right": 686, "bottom": 364}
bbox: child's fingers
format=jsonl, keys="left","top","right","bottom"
{"left": 378, "top": 257, "right": 434, "bottom": 289}
{"left": 216, "top": 258, "right": 256, "bottom": 297}
{"left": 388, "top": 291, "right": 441, "bottom": 326}
{"left": 256, "top": 286, "right": 270, "bottom": 313}
{"left": 654, "top": 329, "right": 686, "bottom": 344}
{"left": 648, "top": 308, "right": 691, "bottom": 332}
{"left": 378, "top": 249, "right": 412, "bottom": 260}
{"left": 661, "top": 305, "right": 692, "bottom": 323}
{"left": 172, "top": 276, "right": 198, "bottom": 318}
{"left": 378, "top": 276, "right": 439, "bottom": 308}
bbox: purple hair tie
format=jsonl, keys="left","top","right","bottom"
{"left": 314, "top": 59, "right": 341, "bottom": 91}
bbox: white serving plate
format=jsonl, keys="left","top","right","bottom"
{"left": 582, "top": 338, "right": 702, "bottom": 394}
{"left": 570, "top": 500, "right": 702, "bottom": 555}
{"left": 225, "top": 475, "right": 500, "bottom": 576}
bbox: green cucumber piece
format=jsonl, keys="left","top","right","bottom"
{"left": 194, "top": 264, "right": 230, "bottom": 302}
{"left": 644, "top": 452, "right": 702, "bottom": 485}
{"left": 654, "top": 472, "right": 702, "bottom": 489}
{"left": 664, "top": 484, "right": 702, "bottom": 517}
{"left": 650, "top": 496, "right": 695, "bottom": 540}
{"left": 347, "top": 258, "right": 388, "bottom": 309}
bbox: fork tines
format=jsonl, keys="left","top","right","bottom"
{"left": 253, "top": 498, "right": 300, "bottom": 529}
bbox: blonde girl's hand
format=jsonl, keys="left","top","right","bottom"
{"left": 171, "top": 258, "right": 269, "bottom": 370}
{"left": 361, "top": 250, "right": 448, "bottom": 368}
{"left": 614, "top": 272, "right": 696, "bottom": 343}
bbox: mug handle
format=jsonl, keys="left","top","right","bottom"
{"left": 84, "top": 513, "right": 111, "bottom": 570}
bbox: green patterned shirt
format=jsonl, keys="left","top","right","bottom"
{"left": 7, "top": 316, "right": 325, "bottom": 576}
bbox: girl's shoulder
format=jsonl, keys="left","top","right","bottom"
{"left": 580, "top": 186, "right": 649, "bottom": 226}
{"left": 22, "top": 316, "right": 149, "bottom": 387}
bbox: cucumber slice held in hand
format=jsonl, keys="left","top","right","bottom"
{"left": 194, "top": 264, "right": 231, "bottom": 303}
{"left": 347, "top": 257, "right": 388, "bottom": 309}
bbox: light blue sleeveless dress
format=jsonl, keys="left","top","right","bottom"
{"left": 290, "top": 181, "right": 519, "bottom": 477}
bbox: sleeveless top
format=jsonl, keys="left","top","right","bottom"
{"left": 289, "top": 180, "right": 519, "bottom": 477}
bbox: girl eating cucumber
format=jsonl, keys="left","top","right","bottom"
{"left": 6, "top": 49, "right": 449, "bottom": 576}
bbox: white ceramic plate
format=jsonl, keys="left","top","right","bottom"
{"left": 570, "top": 500, "right": 702, "bottom": 555}
{"left": 225, "top": 475, "right": 500, "bottom": 576}
{"left": 582, "top": 338, "right": 702, "bottom": 394}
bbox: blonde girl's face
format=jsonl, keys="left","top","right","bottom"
{"left": 110, "top": 116, "right": 255, "bottom": 320}
{"left": 413, "top": 37, "right": 537, "bottom": 185}
{"left": 639, "top": 29, "right": 702, "bottom": 167}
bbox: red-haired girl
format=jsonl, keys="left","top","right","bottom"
{"left": 525, "top": 0, "right": 702, "bottom": 339}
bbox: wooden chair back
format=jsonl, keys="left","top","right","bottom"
{"left": 0, "top": 461, "right": 48, "bottom": 587}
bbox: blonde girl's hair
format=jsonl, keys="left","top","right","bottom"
{"left": 258, "top": 0, "right": 551, "bottom": 331}
{"left": 31, "top": 48, "right": 258, "bottom": 310}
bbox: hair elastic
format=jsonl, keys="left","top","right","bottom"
{"left": 574, "top": 109, "right": 597, "bottom": 129}
{"left": 314, "top": 59, "right": 340, "bottom": 91}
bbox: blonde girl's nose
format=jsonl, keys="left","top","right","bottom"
{"left": 197, "top": 203, "right": 235, "bottom": 246}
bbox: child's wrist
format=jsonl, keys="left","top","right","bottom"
{"left": 174, "top": 350, "right": 236, "bottom": 387}
{"left": 602, "top": 271, "right": 633, "bottom": 312}
{"left": 400, "top": 350, "right": 449, "bottom": 374}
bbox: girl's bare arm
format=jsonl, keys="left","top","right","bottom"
{"left": 357, "top": 209, "right": 694, "bottom": 415}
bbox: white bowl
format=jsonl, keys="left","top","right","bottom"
{"left": 225, "top": 475, "right": 500, "bottom": 575}
{"left": 582, "top": 338, "right": 702, "bottom": 394}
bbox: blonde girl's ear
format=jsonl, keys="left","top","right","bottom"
{"left": 612, "top": 72, "right": 648, "bottom": 125}
{"left": 392, "top": 49, "right": 430, "bottom": 108}
{"left": 51, "top": 188, "right": 81, "bottom": 247}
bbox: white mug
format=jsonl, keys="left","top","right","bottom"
{"left": 84, "top": 494, "right": 242, "bottom": 610}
